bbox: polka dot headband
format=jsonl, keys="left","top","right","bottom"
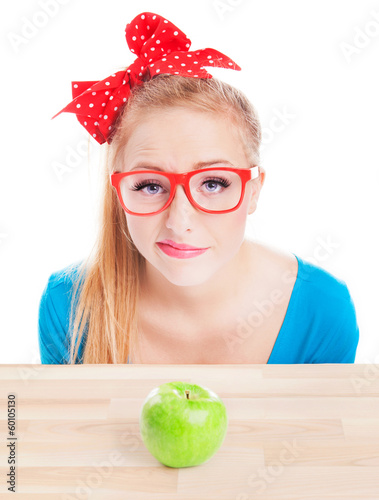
{"left": 52, "top": 11, "right": 241, "bottom": 145}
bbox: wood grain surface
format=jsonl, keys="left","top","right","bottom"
{"left": 0, "top": 363, "right": 378, "bottom": 499}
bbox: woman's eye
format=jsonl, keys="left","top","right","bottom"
{"left": 202, "top": 178, "right": 231, "bottom": 193}
{"left": 131, "top": 182, "right": 165, "bottom": 194}
{"left": 145, "top": 184, "right": 161, "bottom": 194}
{"left": 205, "top": 181, "right": 220, "bottom": 191}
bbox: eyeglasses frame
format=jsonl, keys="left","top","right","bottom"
{"left": 110, "top": 165, "right": 260, "bottom": 216}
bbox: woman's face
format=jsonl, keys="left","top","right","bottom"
{"left": 120, "top": 106, "right": 264, "bottom": 287}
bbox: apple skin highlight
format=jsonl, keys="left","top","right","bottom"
{"left": 139, "top": 381, "right": 228, "bottom": 468}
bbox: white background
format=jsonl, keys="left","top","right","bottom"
{"left": 1, "top": 0, "right": 378, "bottom": 363}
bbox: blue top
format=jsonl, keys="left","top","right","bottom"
{"left": 38, "top": 254, "right": 359, "bottom": 364}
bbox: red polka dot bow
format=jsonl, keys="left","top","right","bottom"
{"left": 52, "top": 12, "right": 241, "bottom": 145}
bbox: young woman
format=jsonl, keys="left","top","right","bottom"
{"left": 38, "top": 12, "right": 359, "bottom": 365}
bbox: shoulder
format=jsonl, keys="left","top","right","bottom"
{"left": 295, "top": 255, "right": 352, "bottom": 303}
{"left": 44, "top": 259, "right": 86, "bottom": 291}
{"left": 249, "top": 241, "right": 359, "bottom": 362}
{"left": 247, "top": 239, "right": 354, "bottom": 306}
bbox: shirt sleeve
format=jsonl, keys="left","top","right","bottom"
{"left": 313, "top": 288, "right": 360, "bottom": 364}
{"left": 38, "top": 277, "right": 71, "bottom": 365}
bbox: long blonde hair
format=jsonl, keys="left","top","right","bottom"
{"left": 67, "top": 74, "right": 262, "bottom": 364}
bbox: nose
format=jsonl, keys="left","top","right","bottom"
{"left": 165, "top": 184, "right": 196, "bottom": 233}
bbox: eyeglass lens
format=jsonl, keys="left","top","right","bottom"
{"left": 119, "top": 170, "right": 243, "bottom": 214}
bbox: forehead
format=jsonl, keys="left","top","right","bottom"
{"left": 121, "top": 107, "right": 249, "bottom": 170}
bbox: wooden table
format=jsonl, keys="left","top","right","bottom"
{"left": 0, "top": 364, "right": 379, "bottom": 499}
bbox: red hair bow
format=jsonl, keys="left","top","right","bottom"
{"left": 52, "top": 12, "right": 241, "bottom": 145}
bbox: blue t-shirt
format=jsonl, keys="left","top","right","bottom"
{"left": 38, "top": 254, "right": 359, "bottom": 364}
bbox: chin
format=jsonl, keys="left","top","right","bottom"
{"left": 162, "top": 271, "right": 211, "bottom": 288}
{"left": 155, "top": 261, "right": 216, "bottom": 287}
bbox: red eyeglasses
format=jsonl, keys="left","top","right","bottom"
{"left": 110, "top": 165, "right": 260, "bottom": 216}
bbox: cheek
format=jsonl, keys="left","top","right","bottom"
{"left": 210, "top": 206, "right": 249, "bottom": 246}
{"left": 124, "top": 214, "right": 158, "bottom": 249}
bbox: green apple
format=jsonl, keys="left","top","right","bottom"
{"left": 139, "top": 381, "right": 228, "bottom": 468}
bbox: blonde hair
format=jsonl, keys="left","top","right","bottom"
{"left": 67, "top": 75, "right": 262, "bottom": 364}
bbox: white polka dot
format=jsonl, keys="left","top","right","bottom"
{"left": 174, "top": 71, "right": 179, "bottom": 74}
{"left": 187, "top": 54, "right": 192, "bottom": 57}
{"left": 99, "top": 114, "right": 102, "bottom": 118}
{"left": 162, "top": 30, "right": 166, "bottom": 33}
{"left": 194, "top": 61, "right": 199, "bottom": 64}
{"left": 187, "top": 69, "right": 192, "bottom": 73}
{"left": 139, "top": 72, "right": 143, "bottom": 76}
{"left": 147, "top": 25, "right": 150, "bottom": 30}
{"left": 102, "top": 103, "right": 106, "bottom": 107}
{"left": 141, "top": 14, "right": 145, "bottom": 19}
{"left": 156, "top": 68, "right": 160, "bottom": 73}
{"left": 149, "top": 58, "right": 153, "bottom": 62}
{"left": 186, "top": 43, "right": 190, "bottom": 48}
{"left": 174, "top": 31, "right": 178, "bottom": 36}
{"left": 168, "top": 65, "right": 173, "bottom": 68}
{"left": 135, "top": 24, "right": 138, "bottom": 29}
{"left": 93, "top": 134, "right": 96, "bottom": 137}
{"left": 123, "top": 80, "right": 126, "bottom": 84}
{"left": 144, "top": 53, "right": 148, "bottom": 57}
{"left": 132, "top": 36, "right": 136, "bottom": 41}
{"left": 123, "top": 97, "right": 127, "bottom": 102}
{"left": 162, "top": 58, "right": 166, "bottom": 61}
{"left": 209, "top": 60, "right": 214, "bottom": 63}
{"left": 141, "top": 35, "right": 145, "bottom": 40}
{"left": 152, "top": 34, "right": 155, "bottom": 39}
{"left": 131, "top": 49, "right": 135, "bottom": 53}
{"left": 104, "top": 115, "right": 108, "bottom": 119}
{"left": 194, "top": 75, "right": 198, "bottom": 77}
{"left": 94, "top": 121, "right": 99, "bottom": 126}
{"left": 109, "top": 96, "right": 114, "bottom": 100}
{"left": 164, "top": 19, "right": 168, "bottom": 23}
{"left": 76, "top": 103, "right": 81, "bottom": 108}
{"left": 108, "top": 126, "right": 112, "bottom": 130}
{"left": 74, "top": 84, "right": 78, "bottom": 88}
{"left": 105, "top": 81, "right": 110, "bottom": 85}
{"left": 89, "top": 103, "right": 94, "bottom": 108}
{"left": 156, "top": 40, "right": 160, "bottom": 44}
{"left": 174, "top": 55, "right": 179, "bottom": 59}
{"left": 84, "top": 121, "right": 87, "bottom": 125}
{"left": 228, "top": 62, "right": 232, "bottom": 66}
{"left": 127, "top": 69, "right": 131, "bottom": 73}
{"left": 152, "top": 15, "right": 156, "bottom": 20}
{"left": 181, "top": 63, "right": 186, "bottom": 67}
{"left": 111, "top": 74, "right": 116, "bottom": 77}
{"left": 150, "top": 63, "right": 154, "bottom": 67}
{"left": 150, "top": 47, "right": 155, "bottom": 51}
{"left": 140, "top": 65, "right": 144, "bottom": 70}
{"left": 114, "top": 106, "right": 118, "bottom": 111}
{"left": 207, "top": 55, "right": 212, "bottom": 59}
{"left": 105, "top": 91, "right": 110, "bottom": 95}
{"left": 92, "top": 91, "right": 96, "bottom": 95}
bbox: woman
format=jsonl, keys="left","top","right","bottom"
{"left": 38, "top": 12, "right": 359, "bottom": 365}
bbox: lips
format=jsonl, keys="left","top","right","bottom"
{"left": 157, "top": 239, "right": 207, "bottom": 251}
{"left": 156, "top": 240, "right": 209, "bottom": 259}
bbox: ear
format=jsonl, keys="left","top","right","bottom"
{"left": 247, "top": 167, "right": 265, "bottom": 215}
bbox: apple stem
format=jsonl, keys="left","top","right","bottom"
{"left": 185, "top": 390, "right": 190, "bottom": 399}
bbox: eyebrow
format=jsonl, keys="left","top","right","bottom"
{"left": 130, "top": 160, "right": 235, "bottom": 172}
